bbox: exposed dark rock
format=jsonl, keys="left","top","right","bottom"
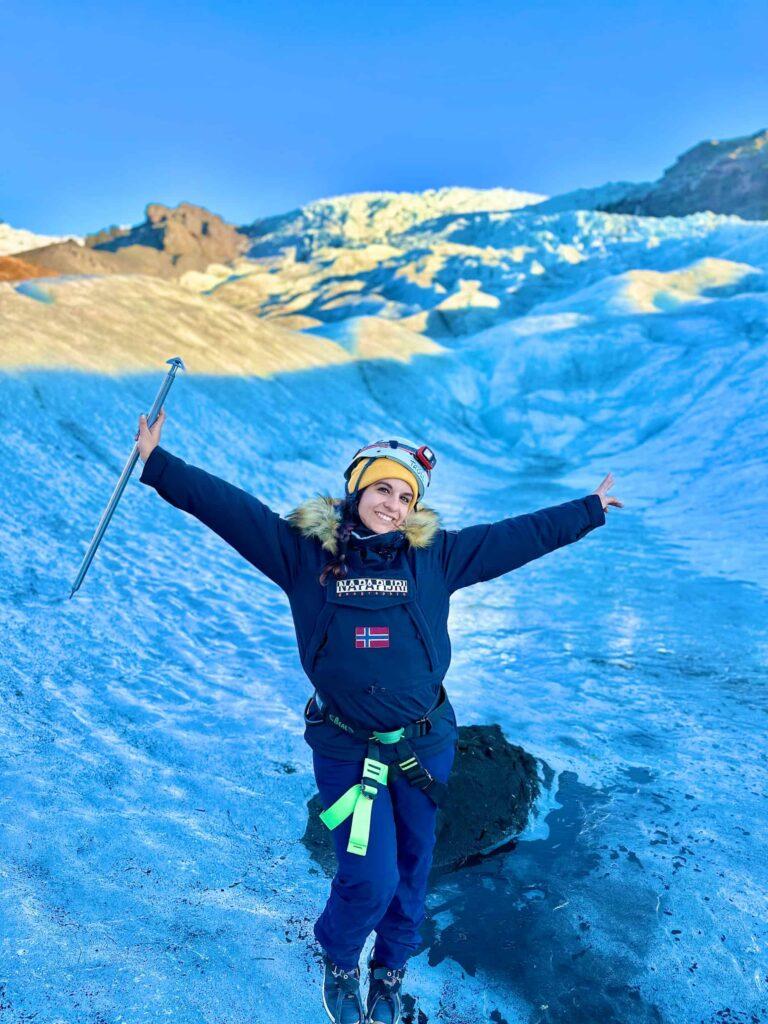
{"left": 602, "top": 128, "right": 768, "bottom": 220}
{"left": 84, "top": 223, "right": 132, "bottom": 248}
{"left": 302, "top": 724, "right": 541, "bottom": 878}
{"left": 432, "top": 724, "right": 542, "bottom": 872}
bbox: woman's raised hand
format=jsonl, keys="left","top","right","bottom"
{"left": 136, "top": 408, "right": 166, "bottom": 464}
{"left": 593, "top": 472, "right": 624, "bottom": 513}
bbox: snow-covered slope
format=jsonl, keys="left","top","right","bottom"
{"left": 0, "top": 221, "right": 81, "bottom": 256}
{"left": 0, "top": 275, "right": 441, "bottom": 374}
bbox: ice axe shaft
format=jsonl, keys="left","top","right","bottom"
{"left": 69, "top": 356, "right": 186, "bottom": 599}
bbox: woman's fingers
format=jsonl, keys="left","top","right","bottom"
{"left": 151, "top": 408, "right": 166, "bottom": 440}
{"left": 592, "top": 473, "right": 625, "bottom": 512}
{"left": 134, "top": 410, "right": 165, "bottom": 455}
{"left": 134, "top": 410, "right": 165, "bottom": 463}
{"left": 596, "top": 472, "right": 615, "bottom": 496}
{"left": 135, "top": 410, "right": 166, "bottom": 434}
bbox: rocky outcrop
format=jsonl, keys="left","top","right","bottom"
{"left": 302, "top": 724, "right": 542, "bottom": 879}
{"left": 602, "top": 129, "right": 768, "bottom": 220}
{"left": 18, "top": 202, "right": 250, "bottom": 278}
{"left": 88, "top": 201, "right": 250, "bottom": 263}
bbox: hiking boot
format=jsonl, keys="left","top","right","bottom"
{"left": 321, "top": 954, "right": 365, "bottom": 1024}
{"left": 366, "top": 955, "right": 405, "bottom": 1024}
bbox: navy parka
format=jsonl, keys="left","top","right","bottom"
{"left": 139, "top": 445, "right": 606, "bottom": 761}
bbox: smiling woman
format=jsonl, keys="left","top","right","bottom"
{"left": 315, "top": 438, "right": 436, "bottom": 586}
{"left": 135, "top": 417, "right": 617, "bottom": 1024}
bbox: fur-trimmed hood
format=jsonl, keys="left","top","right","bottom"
{"left": 286, "top": 495, "right": 441, "bottom": 555}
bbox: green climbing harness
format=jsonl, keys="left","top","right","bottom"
{"left": 305, "top": 687, "right": 451, "bottom": 857}
{"left": 320, "top": 751, "right": 392, "bottom": 856}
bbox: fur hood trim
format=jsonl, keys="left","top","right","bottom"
{"left": 286, "top": 495, "right": 441, "bottom": 554}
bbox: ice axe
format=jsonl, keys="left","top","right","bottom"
{"left": 69, "top": 356, "right": 186, "bottom": 599}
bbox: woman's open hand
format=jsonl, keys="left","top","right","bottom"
{"left": 593, "top": 472, "right": 624, "bottom": 513}
{"left": 136, "top": 408, "right": 166, "bottom": 464}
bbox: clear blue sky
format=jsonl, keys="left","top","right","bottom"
{"left": 2, "top": 0, "right": 766, "bottom": 234}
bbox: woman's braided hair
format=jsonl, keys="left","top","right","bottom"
{"left": 318, "top": 493, "right": 361, "bottom": 586}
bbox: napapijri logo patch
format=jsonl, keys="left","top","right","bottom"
{"left": 336, "top": 578, "right": 408, "bottom": 596}
{"left": 355, "top": 626, "right": 390, "bottom": 649}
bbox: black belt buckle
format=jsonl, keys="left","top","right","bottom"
{"left": 415, "top": 716, "right": 432, "bottom": 737}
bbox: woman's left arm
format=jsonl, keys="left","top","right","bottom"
{"left": 439, "top": 473, "right": 623, "bottom": 593}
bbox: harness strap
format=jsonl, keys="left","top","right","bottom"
{"left": 393, "top": 738, "right": 449, "bottom": 807}
{"left": 310, "top": 695, "right": 451, "bottom": 856}
{"left": 319, "top": 745, "right": 393, "bottom": 856}
{"left": 304, "top": 684, "right": 451, "bottom": 742}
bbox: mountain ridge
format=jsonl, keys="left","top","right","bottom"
{"left": 601, "top": 128, "right": 768, "bottom": 220}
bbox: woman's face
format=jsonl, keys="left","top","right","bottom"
{"left": 357, "top": 477, "right": 414, "bottom": 534}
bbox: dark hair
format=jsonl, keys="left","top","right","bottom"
{"left": 319, "top": 493, "right": 361, "bottom": 586}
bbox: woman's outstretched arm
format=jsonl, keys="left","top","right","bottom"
{"left": 136, "top": 412, "right": 301, "bottom": 593}
{"left": 438, "top": 474, "right": 622, "bottom": 593}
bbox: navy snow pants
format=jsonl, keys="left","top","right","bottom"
{"left": 312, "top": 744, "right": 456, "bottom": 971}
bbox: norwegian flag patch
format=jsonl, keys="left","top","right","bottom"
{"left": 355, "top": 626, "right": 390, "bottom": 649}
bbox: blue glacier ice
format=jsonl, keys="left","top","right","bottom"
{"left": 1, "top": 201, "right": 767, "bottom": 1023}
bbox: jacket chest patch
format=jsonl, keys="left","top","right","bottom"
{"left": 336, "top": 577, "right": 408, "bottom": 596}
{"left": 355, "top": 626, "right": 390, "bottom": 649}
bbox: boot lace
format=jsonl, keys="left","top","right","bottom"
{"left": 331, "top": 963, "right": 361, "bottom": 995}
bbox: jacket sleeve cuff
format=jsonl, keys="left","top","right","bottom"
{"left": 139, "top": 445, "right": 170, "bottom": 488}
{"left": 584, "top": 492, "right": 606, "bottom": 528}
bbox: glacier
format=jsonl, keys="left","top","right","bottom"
{"left": 1, "top": 192, "right": 767, "bottom": 1023}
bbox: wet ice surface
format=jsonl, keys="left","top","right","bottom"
{"left": 1, "top": 363, "right": 766, "bottom": 1024}
{"left": 430, "top": 511, "right": 768, "bottom": 1024}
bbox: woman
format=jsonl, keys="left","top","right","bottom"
{"left": 136, "top": 410, "right": 622, "bottom": 1024}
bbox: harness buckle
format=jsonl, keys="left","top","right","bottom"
{"left": 372, "top": 726, "right": 405, "bottom": 745}
{"left": 361, "top": 757, "right": 389, "bottom": 799}
{"left": 414, "top": 716, "right": 432, "bottom": 737}
{"left": 398, "top": 759, "right": 435, "bottom": 791}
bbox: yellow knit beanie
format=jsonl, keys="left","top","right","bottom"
{"left": 346, "top": 457, "right": 420, "bottom": 512}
